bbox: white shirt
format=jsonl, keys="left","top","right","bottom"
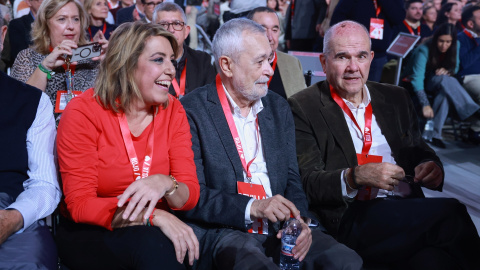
{"left": 340, "top": 86, "right": 410, "bottom": 198}
{"left": 7, "top": 93, "right": 61, "bottom": 232}
{"left": 223, "top": 85, "right": 271, "bottom": 233}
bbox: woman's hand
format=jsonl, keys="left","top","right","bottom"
{"left": 92, "top": 30, "right": 108, "bottom": 61}
{"left": 42, "top": 40, "right": 78, "bottom": 70}
{"left": 117, "top": 174, "right": 173, "bottom": 222}
{"left": 422, "top": 105, "right": 434, "bottom": 119}
{"left": 152, "top": 209, "right": 200, "bottom": 265}
{"left": 435, "top": 68, "right": 450, "bottom": 76}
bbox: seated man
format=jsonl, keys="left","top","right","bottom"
{"left": 0, "top": 18, "right": 61, "bottom": 269}
{"left": 289, "top": 20, "right": 480, "bottom": 269}
{"left": 247, "top": 7, "right": 306, "bottom": 99}
{"left": 153, "top": 2, "right": 216, "bottom": 99}
{"left": 459, "top": 4, "right": 480, "bottom": 140}
{"left": 179, "top": 18, "right": 362, "bottom": 270}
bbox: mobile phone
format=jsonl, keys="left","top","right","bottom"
{"left": 69, "top": 42, "right": 102, "bottom": 62}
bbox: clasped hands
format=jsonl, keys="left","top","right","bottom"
{"left": 114, "top": 174, "right": 199, "bottom": 265}
{"left": 250, "top": 195, "right": 312, "bottom": 262}
{"left": 353, "top": 161, "right": 443, "bottom": 191}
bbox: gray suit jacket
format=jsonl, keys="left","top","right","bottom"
{"left": 277, "top": 51, "right": 306, "bottom": 98}
{"left": 179, "top": 80, "right": 311, "bottom": 268}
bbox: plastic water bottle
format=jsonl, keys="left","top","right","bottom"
{"left": 279, "top": 218, "right": 302, "bottom": 270}
{"left": 422, "top": 119, "right": 434, "bottom": 141}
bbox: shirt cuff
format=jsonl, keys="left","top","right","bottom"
{"left": 415, "top": 90, "right": 430, "bottom": 107}
{"left": 244, "top": 198, "right": 255, "bottom": 224}
{"left": 7, "top": 201, "right": 34, "bottom": 233}
{"left": 341, "top": 169, "right": 358, "bottom": 198}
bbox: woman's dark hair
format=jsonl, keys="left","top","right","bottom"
{"left": 426, "top": 23, "right": 457, "bottom": 73}
{"left": 435, "top": 2, "right": 456, "bottom": 27}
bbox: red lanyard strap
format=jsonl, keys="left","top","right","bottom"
{"left": 330, "top": 85, "right": 373, "bottom": 156}
{"left": 267, "top": 52, "right": 277, "bottom": 87}
{"left": 372, "top": 0, "right": 381, "bottom": 17}
{"left": 118, "top": 108, "right": 157, "bottom": 181}
{"left": 403, "top": 20, "right": 420, "bottom": 36}
{"left": 216, "top": 75, "right": 260, "bottom": 180}
{"left": 172, "top": 59, "right": 187, "bottom": 98}
{"left": 463, "top": 29, "right": 479, "bottom": 46}
{"left": 88, "top": 23, "right": 107, "bottom": 42}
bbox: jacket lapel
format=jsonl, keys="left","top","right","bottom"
{"left": 257, "top": 100, "right": 278, "bottom": 195}
{"left": 206, "top": 84, "right": 245, "bottom": 182}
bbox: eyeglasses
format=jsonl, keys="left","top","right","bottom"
{"left": 144, "top": 1, "right": 162, "bottom": 8}
{"left": 158, "top": 21, "right": 185, "bottom": 31}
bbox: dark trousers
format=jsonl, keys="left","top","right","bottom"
{"left": 338, "top": 198, "right": 480, "bottom": 270}
{"left": 213, "top": 228, "right": 363, "bottom": 270}
{"left": 56, "top": 217, "right": 185, "bottom": 270}
{"left": 0, "top": 193, "right": 57, "bottom": 270}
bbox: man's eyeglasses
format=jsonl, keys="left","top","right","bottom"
{"left": 158, "top": 21, "right": 185, "bottom": 31}
{"left": 144, "top": 1, "right": 162, "bottom": 8}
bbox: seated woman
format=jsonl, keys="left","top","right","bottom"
{"left": 406, "top": 23, "right": 480, "bottom": 148}
{"left": 11, "top": 0, "right": 107, "bottom": 119}
{"left": 84, "top": 0, "right": 116, "bottom": 40}
{"left": 56, "top": 22, "right": 200, "bottom": 270}
{"left": 435, "top": 2, "right": 463, "bottom": 32}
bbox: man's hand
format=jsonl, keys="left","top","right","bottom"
{"left": 276, "top": 219, "right": 312, "bottom": 261}
{"left": 0, "top": 209, "right": 24, "bottom": 245}
{"left": 422, "top": 105, "right": 434, "bottom": 119}
{"left": 250, "top": 195, "right": 300, "bottom": 223}
{"left": 414, "top": 161, "right": 443, "bottom": 189}
{"left": 355, "top": 163, "right": 405, "bottom": 191}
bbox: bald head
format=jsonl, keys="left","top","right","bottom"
{"left": 323, "top": 20, "right": 371, "bottom": 57}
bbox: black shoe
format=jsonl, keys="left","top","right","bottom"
{"left": 430, "top": 138, "right": 446, "bottom": 148}
{"left": 468, "top": 129, "right": 480, "bottom": 144}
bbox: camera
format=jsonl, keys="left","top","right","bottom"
{"left": 68, "top": 42, "right": 102, "bottom": 62}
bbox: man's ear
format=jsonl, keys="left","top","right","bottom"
{"left": 467, "top": 20, "right": 474, "bottom": 30}
{"left": 319, "top": 53, "right": 327, "bottom": 73}
{"left": 219, "top": 56, "right": 234, "bottom": 78}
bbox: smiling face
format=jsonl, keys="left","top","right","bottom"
{"left": 229, "top": 32, "right": 273, "bottom": 102}
{"left": 89, "top": 0, "right": 109, "bottom": 20}
{"left": 133, "top": 36, "right": 176, "bottom": 107}
{"left": 320, "top": 23, "right": 373, "bottom": 101}
{"left": 47, "top": 2, "right": 81, "bottom": 47}
{"left": 251, "top": 11, "right": 280, "bottom": 52}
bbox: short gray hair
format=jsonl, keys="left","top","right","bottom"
{"left": 212, "top": 18, "right": 266, "bottom": 70}
{"left": 153, "top": 2, "right": 187, "bottom": 23}
{"left": 323, "top": 20, "right": 371, "bottom": 56}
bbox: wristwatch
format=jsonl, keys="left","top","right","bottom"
{"left": 165, "top": 175, "right": 179, "bottom": 196}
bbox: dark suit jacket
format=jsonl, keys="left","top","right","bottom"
{"left": 169, "top": 45, "right": 216, "bottom": 97}
{"left": 116, "top": 5, "right": 136, "bottom": 25}
{"left": 180, "top": 81, "right": 311, "bottom": 268}
{"left": 1, "top": 14, "right": 34, "bottom": 69}
{"left": 288, "top": 80, "right": 443, "bottom": 237}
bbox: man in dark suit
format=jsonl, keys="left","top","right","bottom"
{"left": 153, "top": 2, "right": 216, "bottom": 99}
{"left": 1, "top": 0, "right": 41, "bottom": 70}
{"left": 115, "top": 1, "right": 144, "bottom": 25}
{"left": 179, "top": 18, "right": 362, "bottom": 270}
{"left": 289, "top": 20, "right": 480, "bottom": 269}
{"left": 247, "top": 7, "right": 306, "bottom": 99}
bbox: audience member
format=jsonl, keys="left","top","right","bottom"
{"left": 116, "top": 0, "right": 144, "bottom": 24}
{"left": 0, "top": 12, "right": 61, "bottom": 269}
{"left": 405, "top": 23, "right": 479, "bottom": 148}
{"left": 56, "top": 22, "right": 200, "bottom": 269}
{"left": 142, "top": 0, "right": 162, "bottom": 22}
{"left": 107, "top": 0, "right": 123, "bottom": 21}
{"left": 458, "top": 4, "right": 480, "bottom": 140}
{"left": 248, "top": 7, "right": 306, "bottom": 99}
{"left": 432, "top": 0, "right": 442, "bottom": 10}
{"left": 153, "top": 2, "right": 216, "bottom": 98}
{"left": 84, "top": 0, "right": 117, "bottom": 40}
{"left": 422, "top": 3, "right": 438, "bottom": 37}
{"left": 1, "top": 0, "right": 42, "bottom": 70}
{"left": 179, "top": 18, "right": 363, "bottom": 270}
{"left": 185, "top": 0, "right": 202, "bottom": 49}
{"left": 396, "top": 0, "right": 427, "bottom": 38}
{"left": 330, "top": 0, "right": 405, "bottom": 82}
{"left": 435, "top": 2, "right": 463, "bottom": 31}
{"left": 285, "top": 0, "right": 325, "bottom": 52}
{"left": 222, "top": 0, "right": 264, "bottom": 22}
{"left": 10, "top": 0, "right": 107, "bottom": 119}
{"left": 289, "top": 20, "right": 480, "bottom": 269}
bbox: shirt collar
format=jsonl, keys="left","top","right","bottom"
{"left": 465, "top": 28, "right": 479, "bottom": 38}
{"left": 222, "top": 83, "right": 264, "bottom": 118}
{"left": 405, "top": 19, "right": 420, "bottom": 29}
{"left": 342, "top": 85, "right": 371, "bottom": 109}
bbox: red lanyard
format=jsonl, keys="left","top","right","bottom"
{"left": 403, "top": 20, "right": 420, "bottom": 36}
{"left": 267, "top": 52, "right": 277, "bottom": 87}
{"left": 216, "top": 75, "right": 260, "bottom": 180}
{"left": 49, "top": 46, "right": 76, "bottom": 75}
{"left": 118, "top": 108, "right": 157, "bottom": 181}
{"left": 463, "top": 29, "right": 479, "bottom": 46}
{"left": 330, "top": 85, "right": 373, "bottom": 156}
{"left": 88, "top": 23, "right": 107, "bottom": 42}
{"left": 290, "top": 0, "right": 295, "bottom": 23}
{"left": 172, "top": 59, "right": 187, "bottom": 98}
{"left": 372, "top": 0, "right": 381, "bottom": 17}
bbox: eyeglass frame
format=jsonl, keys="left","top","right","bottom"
{"left": 144, "top": 1, "right": 162, "bottom": 8}
{"left": 157, "top": 21, "right": 186, "bottom": 31}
